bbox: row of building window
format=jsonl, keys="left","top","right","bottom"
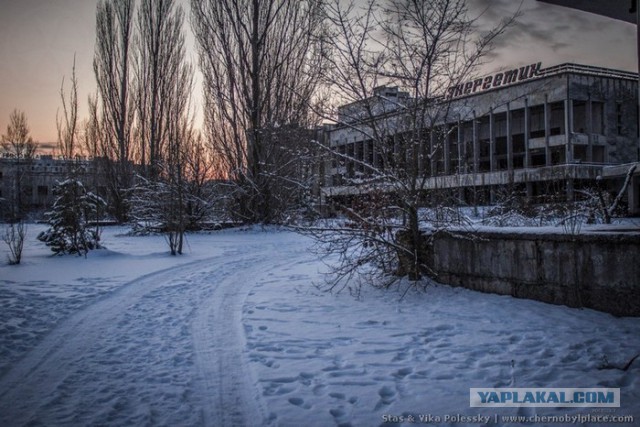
{"left": 328, "top": 100, "right": 619, "bottom": 185}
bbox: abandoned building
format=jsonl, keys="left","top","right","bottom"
{"left": 0, "top": 155, "right": 106, "bottom": 218}
{"left": 320, "top": 63, "right": 640, "bottom": 215}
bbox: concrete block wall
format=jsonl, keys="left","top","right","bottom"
{"left": 428, "top": 230, "right": 640, "bottom": 317}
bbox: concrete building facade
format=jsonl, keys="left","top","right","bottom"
{"left": 321, "top": 63, "right": 640, "bottom": 215}
{"left": 0, "top": 155, "right": 103, "bottom": 218}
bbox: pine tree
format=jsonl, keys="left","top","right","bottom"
{"left": 38, "top": 179, "right": 106, "bottom": 256}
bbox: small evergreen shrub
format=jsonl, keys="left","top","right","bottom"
{"left": 38, "top": 179, "right": 106, "bottom": 256}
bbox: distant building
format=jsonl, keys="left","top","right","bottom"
{"left": 0, "top": 155, "right": 104, "bottom": 218}
{"left": 320, "top": 63, "right": 640, "bottom": 215}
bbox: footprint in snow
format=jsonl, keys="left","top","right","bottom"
{"left": 288, "top": 397, "right": 311, "bottom": 409}
{"left": 393, "top": 367, "right": 413, "bottom": 379}
{"left": 375, "top": 385, "right": 396, "bottom": 410}
{"left": 312, "top": 384, "right": 326, "bottom": 396}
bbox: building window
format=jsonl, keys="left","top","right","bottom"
{"left": 591, "top": 102, "right": 604, "bottom": 134}
{"left": 593, "top": 146, "right": 605, "bottom": 163}
{"left": 549, "top": 102, "right": 565, "bottom": 136}
{"left": 550, "top": 146, "right": 566, "bottom": 165}
{"left": 529, "top": 105, "right": 545, "bottom": 138}
{"left": 494, "top": 113, "right": 507, "bottom": 137}
{"left": 511, "top": 109, "right": 525, "bottom": 136}
{"left": 573, "top": 145, "right": 587, "bottom": 163}
{"left": 37, "top": 186, "right": 49, "bottom": 196}
{"left": 573, "top": 100, "right": 586, "bottom": 133}
{"left": 477, "top": 117, "right": 490, "bottom": 140}
{"left": 530, "top": 148, "right": 546, "bottom": 167}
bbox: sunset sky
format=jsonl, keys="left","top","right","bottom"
{"left": 0, "top": 0, "right": 636, "bottom": 149}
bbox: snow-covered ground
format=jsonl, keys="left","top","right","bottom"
{"left": 0, "top": 224, "right": 638, "bottom": 426}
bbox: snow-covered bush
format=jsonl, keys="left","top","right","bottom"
{"left": 37, "top": 179, "right": 106, "bottom": 256}
{"left": 129, "top": 175, "right": 188, "bottom": 255}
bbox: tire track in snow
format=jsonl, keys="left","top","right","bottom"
{"left": 0, "top": 245, "right": 283, "bottom": 427}
{"left": 191, "top": 244, "right": 313, "bottom": 427}
{"left": 192, "top": 255, "right": 273, "bottom": 427}
{"left": 0, "top": 256, "right": 222, "bottom": 426}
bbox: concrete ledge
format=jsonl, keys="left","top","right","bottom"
{"left": 428, "top": 229, "right": 640, "bottom": 317}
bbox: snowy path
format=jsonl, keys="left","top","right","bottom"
{"left": 192, "top": 254, "right": 279, "bottom": 427}
{"left": 0, "top": 235, "right": 304, "bottom": 427}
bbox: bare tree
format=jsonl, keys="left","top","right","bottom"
{"left": 182, "top": 130, "right": 220, "bottom": 229}
{"left": 129, "top": 0, "right": 195, "bottom": 254}
{"left": 1, "top": 110, "right": 37, "bottom": 161}
{"left": 57, "top": 55, "right": 80, "bottom": 160}
{"left": 163, "top": 47, "right": 194, "bottom": 254}
{"left": 93, "top": 0, "right": 136, "bottom": 222}
{"left": 79, "top": 94, "right": 109, "bottom": 239}
{"left": 82, "top": 94, "right": 102, "bottom": 161}
{"left": 134, "top": 0, "right": 187, "bottom": 179}
{"left": 191, "top": 0, "right": 326, "bottom": 223}
{"left": 302, "top": 0, "right": 515, "bottom": 292}
{"left": 2, "top": 222, "right": 26, "bottom": 265}
{"left": 578, "top": 164, "right": 639, "bottom": 225}
{"left": 1, "top": 109, "right": 37, "bottom": 221}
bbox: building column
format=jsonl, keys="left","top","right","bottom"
{"left": 566, "top": 179, "right": 575, "bottom": 202}
{"left": 393, "top": 134, "right": 399, "bottom": 174}
{"left": 565, "top": 98, "right": 573, "bottom": 164}
{"left": 587, "top": 97, "right": 593, "bottom": 162}
{"left": 489, "top": 108, "right": 496, "bottom": 204}
{"left": 472, "top": 112, "right": 479, "bottom": 206}
{"left": 544, "top": 94, "right": 551, "bottom": 166}
{"left": 430, "top": 130, "right": 436, "bottom": 176}
{"left": 473, "top": 112, "right": 479, "bottom": 174}
{"left": 347, "top": 142, "right": 354, "bottom": 178}
{"left": 457, "top": 119, "right": 463, "bottom": 173}
{"left": 524, "top": 98, "right": 530, "bottom": 168}
{"left": 415, "top": 130, "right": 422, "bottom": 175}
{"left": 372, "top": 140, "right": 379, "bottom": 172}
{"left": 363, "top": 138, "right": 369, "bottom": 176}
{"left": 489, "top": 108, "right": 495, "bottom": 172}
{"left": 564, "top": 98, "right": 575, "bottom": 200}
{"left": 444, "top": 126, "right": 451, "bottom": 175}
{"left": 507, "top": 102, "right": 513, "bottom": 171}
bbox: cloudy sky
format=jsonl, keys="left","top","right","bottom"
{"left": 0, "top": 0, "right": 636, "bottom": 146}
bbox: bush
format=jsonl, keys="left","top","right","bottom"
{"left": 2, "top": 221, "right": 26, "bottom": 265}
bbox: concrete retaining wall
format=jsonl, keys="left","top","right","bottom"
{"left": 428, "top": 230, "right": 640, "bottom": 317}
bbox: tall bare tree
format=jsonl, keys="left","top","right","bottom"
{"left": 1, "top": 109, "right": 37, "bottom": 220}
{"left": 134, "top": 0, "right": 187, "bottom": 179}
{"left": 57, "top": 55, "right": 79, "bottom": 160}
{"left": 83, "top": 94, "right": 102, "bottom": 161}
{"left": 163, "top": 60, "right": 193, "bottom": 254}
{"left": 303, "top": 0, "right": 515, "bottom": 291}
{"left": 129, "top": 0, "right": 196, "bottom": 253}
{"left": 94, "top": 0, "right": 136, "bottom": 221}
{"left": 191, "top": 0, "right": 326, "bottom": 223}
